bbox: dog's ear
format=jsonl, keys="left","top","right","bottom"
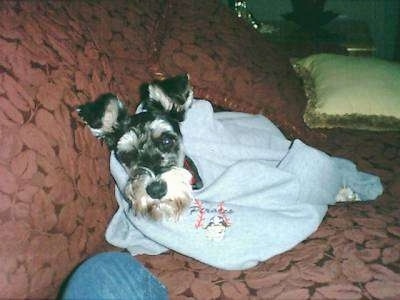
{"left": 77, "top": 93, "right": 129, "bottom": 150}
{"left": 139, "top": 73, "right": 193, "bottom": 122}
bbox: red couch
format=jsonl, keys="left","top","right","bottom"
{"left": 1, "top": 1, "right": 399, "bottom": 299}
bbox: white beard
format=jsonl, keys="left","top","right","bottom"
{"left": 125, "top": 167, "right": 193, "bottom": 220}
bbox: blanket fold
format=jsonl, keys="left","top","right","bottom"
{"left": 106, "top": 100, "right": 383, "bottom": 270}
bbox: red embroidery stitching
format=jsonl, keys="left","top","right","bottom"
{"left": 194, "top": 199, "right": 206, "bottom": 229}
{"left": 217, "top": 202, "right": 231, "bottom": 226}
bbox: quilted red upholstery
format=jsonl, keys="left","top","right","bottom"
{"left": 1, "top": 1, "right": 399, "bottom": 299}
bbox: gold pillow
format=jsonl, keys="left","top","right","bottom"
{"left": 293, "top": 54, "right": 400, "bottom": 131}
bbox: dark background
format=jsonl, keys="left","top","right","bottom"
{"left": 224, "top": 0, "right": 400, "bottom": 61}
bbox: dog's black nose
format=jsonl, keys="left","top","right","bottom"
{"left": 146, "top": 180, "right": 167, "bottom": 199}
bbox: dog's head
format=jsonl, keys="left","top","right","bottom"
{"left": 77, "top": 74, "right": 197, "bottom": 220}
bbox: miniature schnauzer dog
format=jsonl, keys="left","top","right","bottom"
{"left": 77, "top": 74, "right": 202, "bottom": 220}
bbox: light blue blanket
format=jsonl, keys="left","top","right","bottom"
{"left": 106, "top": 100, "right": 383, "bottom": 270}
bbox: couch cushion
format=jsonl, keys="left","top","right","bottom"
{"left": 293, "top": 53, "right": 400, "bottom": 131}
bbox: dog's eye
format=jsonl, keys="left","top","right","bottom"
{"left": 161, "top": 136, "right": 173, "bottom": 146}
{"left": 158, "top": 134, "right": 175, "bottom": 151}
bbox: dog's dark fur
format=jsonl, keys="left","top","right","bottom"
{"left": 77, "top": 74, "right": 202, "bottom": 220}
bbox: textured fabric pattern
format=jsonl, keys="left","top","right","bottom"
{"left": 0, "top": 1, "right": 164, "bottom": 298}
{"left": 157, "top": 0, "right": 313, "bottom": 140}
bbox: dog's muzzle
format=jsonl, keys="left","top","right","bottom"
{"left": 124, "top": 167, "right": 194, "bottom": 220}
{"left": 131, "top": 167, "right": 168, "bottom": 200}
